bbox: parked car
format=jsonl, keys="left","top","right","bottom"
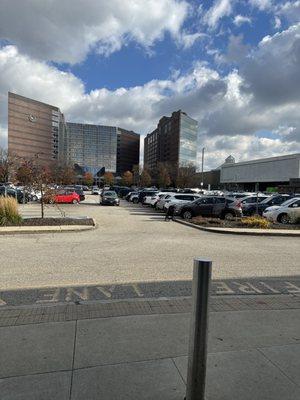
{"left": 100, "top": 190, "right": 120, "bottom": 206}
{"left": 164, "top": 194, "right": 201, "bottom": 210}
{"left": 144, "top": 192, "right": 174, "bottom": 207}
{"left": 178, "top": 196, "right": 242, "bottom": 220}
{"left": 44, "top": 190, "right": 80, "bottom": 204}
{"left": 0, "top": 186, "right": 29, "bottom": 204}
{"left": 239, "top": 195, "right": 270, "bottom": 205}
{"left": 92, "top": 186, "right": 101, "bottom": 195}
{"left": 63, "top": 185, "right": 85, "bottom": 201}
{"left": 156, "top": 194, "right": 175, "bottom": 210}
{"left": 138, "top": 190, "right": 158, "bottom": 204}
{"left": 242, "top": 194, "right": 293, "bottom": 216}
{"left": 129, "top": 191, "right": 140, "bottom": 203}
{"left": 262, "top": 197, "right": 300, "bottom": 224}
{"left": 142, "top": 192, "right": 159, "bottom": 205}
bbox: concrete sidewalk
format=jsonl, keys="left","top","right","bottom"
{"left": 0, "top": 295, "right": 300, "bottom": 400}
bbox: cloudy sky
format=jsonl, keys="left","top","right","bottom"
{"left": 0, "top": 0, "right": 300, "bottom": 169}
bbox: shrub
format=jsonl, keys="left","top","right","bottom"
{"left": 240, "top": 216, "right": 271, "bottom": 229}
{"left": 0, "top": 197, "right": 22, "bottom": 226}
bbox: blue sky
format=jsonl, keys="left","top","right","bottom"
{"left": 0, "top": 0, "right": 299, "bottom": 168}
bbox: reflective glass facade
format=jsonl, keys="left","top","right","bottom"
{"left": 65, "top": 123, "right": 117, "bottom": 174}
{"left": 144, "top": 110, "right": 198, "bottom": 170}
{"left": 179, "top": 113, "right": 198, "bottom": 165}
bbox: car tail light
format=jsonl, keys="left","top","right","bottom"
{"left": 236, "top": 201, "right": 242, "bottom": 208}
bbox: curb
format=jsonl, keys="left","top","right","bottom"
{"left": 0, "top": 223, "right": 96, "bottom": 235}
{"left": 174, "top": 219, "right": 300, "bottom": 237}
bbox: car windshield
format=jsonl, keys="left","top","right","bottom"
{"left": 103, "top": 191, "right": 117, "bottom": 197}
{"left": 279, "top": 198, "right": 298, "bottom": 207}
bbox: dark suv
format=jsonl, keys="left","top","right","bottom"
{"left": 179, "top": 196, "right": 242, "bottom": 220}
{"left": 242, "top": 194, "right": 292, "bottom": 216}
{"left": 0, "top": 186, "right": 29, "bottom": 204}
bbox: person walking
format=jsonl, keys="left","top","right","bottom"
{"left": 165, "top": 204, "right": 175, "bottom": 221}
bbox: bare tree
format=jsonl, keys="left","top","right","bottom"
{"left": 156, "top": 162, "right": 171, "bottom": 188}
{"left": 176, "top": 163, "right": 197, "bottom": 188}
{"left": 0, "top": 147, "right": 17, "bottom": 184}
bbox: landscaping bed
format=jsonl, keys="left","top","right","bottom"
{"left": 3, "top": 217, "right": 95, "bottom": 227}
{"left": 190, "top": 216, "right": 300, "bottom": 230}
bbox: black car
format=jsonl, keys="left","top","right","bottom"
{"left": 0, "top": 186, "right": 29, "bottom": 203}
{"left": 242, "top": 194, "right": 293, "bottom": 216}
{"left": 100, "top": 190, "right": 120, "bottom": 206}
{"left": 179, "top": 196, "right": 242, "bottom": 220}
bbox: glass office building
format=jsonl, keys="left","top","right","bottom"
{"left": 144, "top": 110, "right": 198, "bottom": 171}
{"left": 179, "top": 113, "right": 198, "bottom": 165}
{"left": 65, "top": 123, "right": 118, "bottom": 174}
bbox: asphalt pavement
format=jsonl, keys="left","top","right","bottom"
{"left": 0, "top": 196, "right": 299, "bottom": 306}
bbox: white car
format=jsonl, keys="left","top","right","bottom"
{"left": 144, "top": 192, "right": 173, "bottom": 207}
{"left": 164, "top": 194, "right": 201, "bottom": 210}
{"left": 142, "top": 192, "right": 159, "bottom": 205}
{"left": 263, "top": 197, "right": 300, "bottom": 224}
{"left": 92, "top": 186, "right": 101, "bottom": 195}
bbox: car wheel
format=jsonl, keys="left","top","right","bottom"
{"left": 278, "top": 213, "right": 290, "bottom": 224}
{"left": 32, "top": 195, "right": 38, "bottom": 201}
{"left": 223, "top": 211, "right": 235, "bottom": 220}
{"left": 183, "top": 210, "right": 192, "bottom": 220}
{"left": 49, "top": 199, "right": 54, "bottom": 204}
{"left": 133, "top": 198, "right": 139, "bottom": 204}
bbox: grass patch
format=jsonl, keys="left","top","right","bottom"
{"left": 0, "top": 197, "right": 22, "bottom": 226}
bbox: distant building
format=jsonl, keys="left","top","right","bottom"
{"left": 8, "top": 92, "right": 65, "bottom": 164}
{"left": 116, "top": 128, "right": 140, "bottom": 175}
{"left": 65, "top": 122, "right": 118, "bottom": 174}
{"left": 7, "top": 93, "right": 140, "bottom": 175}
{"left": 220, "top": 153, "right": 300, "bottom": 191}
{"left": 144, "top": 110, "right": 198, "bottom": 172}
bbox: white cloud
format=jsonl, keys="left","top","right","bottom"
{"left": 203, "top": 0, "right": 234, "bottom": 29}
{"left": 277, "top": 1, "right": 300, "bottom": 23}
{"left": 180, "top": 32, "right": 206, "bottom": 49}
{"left": 249, "top": 0, "right": 273, "bottom": 11}
{"left": 233, "top": 15, "right": 252, "bottom": 26}
{"left": 0, "top": 22, "right": 300, "bottom": 169}
{"left": 0, "top": 0, "right": 189, "bottom": 64}
{"left": 274, "top": 16, "right": 282, "bottom": 29}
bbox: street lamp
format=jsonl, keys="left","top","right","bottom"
{"left": 201, "top": 147, "right": 205, "bottom": 188}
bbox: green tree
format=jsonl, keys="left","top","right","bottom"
{"left": 140, "top": 169, "right": 152, "bottom": 187}
{"left": 122, "top": 171, "right": 133, "bottom": 186}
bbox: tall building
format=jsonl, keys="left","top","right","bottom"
{"left": 65, "top": 123, "right": 118, "bottom": 174}
{"left": 116, "top": 128, "right": 140, "bottom": 175}
{"left": 144, "top": 110, "right": 198, "bottom": 171}
{"left": 7, "top": 93, "right": 140, "bottom": 175}
{"left": 8, "top": 92, "right": 65, "bottom": 164}
{"left": 64, "top": 123, "right": 140, "bottom": 175}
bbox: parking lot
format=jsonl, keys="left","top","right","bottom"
{"left": 0, "top": 195, "right": 299, "bottom": 304}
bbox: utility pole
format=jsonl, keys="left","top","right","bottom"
{"left": 201, "top": 147, "right": 205, "bottom": 188}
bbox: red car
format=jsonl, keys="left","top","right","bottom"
{"left": 46, "top": 190, "right": 80, "bottom": 204}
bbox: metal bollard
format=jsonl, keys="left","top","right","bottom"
{"left": 185, "top": 258, "right": 212, "bottom": 400}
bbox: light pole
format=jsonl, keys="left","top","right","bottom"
{"left": 201, "top": 147, "right": 205, "bottom": 188}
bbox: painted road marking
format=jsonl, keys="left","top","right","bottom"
{"left": 0, "top": 278, "right": 299, "bottom": 307}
